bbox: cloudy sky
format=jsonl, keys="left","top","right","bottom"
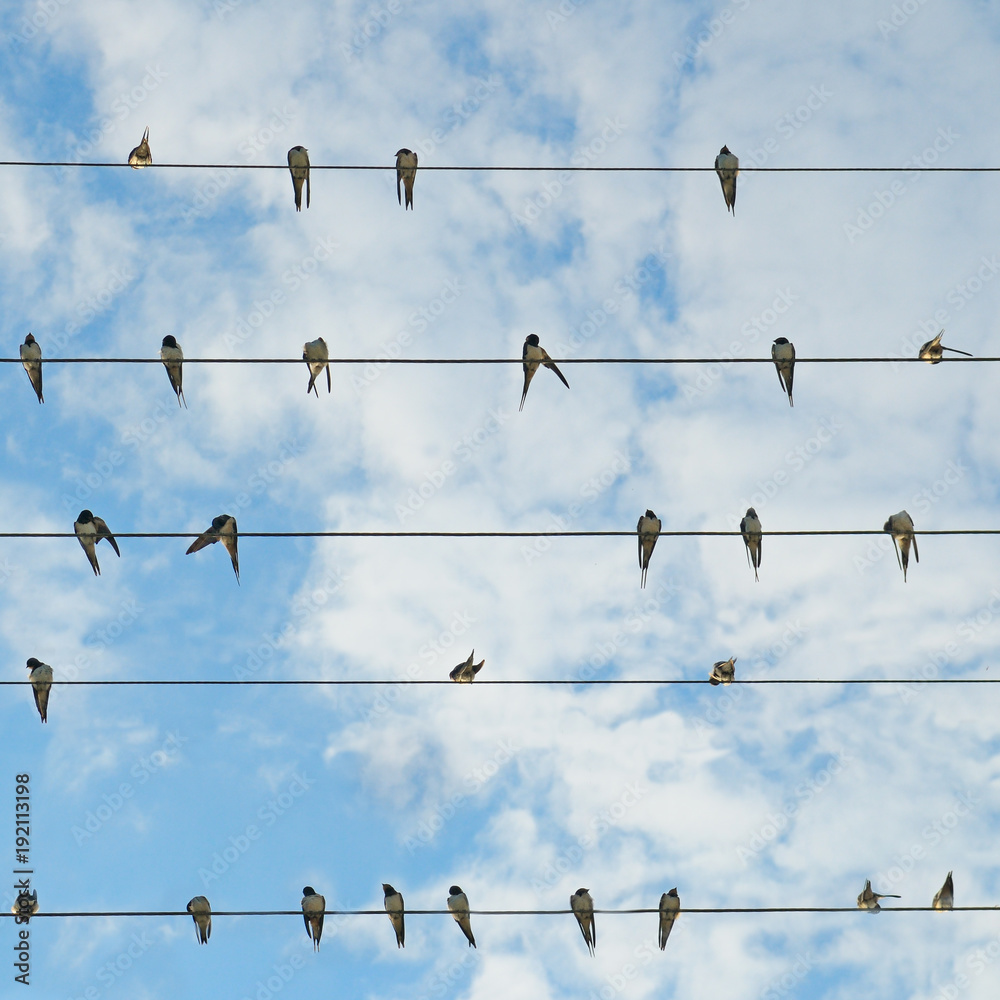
{"left": 3, "top": 0, "right": 1000, "bottom": 997}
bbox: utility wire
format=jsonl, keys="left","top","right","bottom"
{"left": 7, "top": 906, "right": 998, "bottom": 917}
{"left": 1, "top": 161, "right": 999, "bottom": 172}
{"left": 1, "top": 678, "right": 996, "bottom": 687}
{"left": 0, "top": 529, "right": 996, "bottom": 539}
{"left": 0, "top": 357, "right": 994, "bottom": 365}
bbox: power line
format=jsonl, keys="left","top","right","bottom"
{"left": 0, "top": 357, "right": 994, "bottom": 365}
{"left": 1, "top": 161, "right": 999, "bottom": 173}
{"left": 0, "top": 529, "right": 996, "bottom": 539}
{"left": 2, "top": 678, "right": 996, "bottom": 687}
{"left": 8, "top": 906, "right": 998, "bottom": 917}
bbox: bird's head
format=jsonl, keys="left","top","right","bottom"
{"left": 720, "top": 145, "right": 731, "bottom": 154}
{"left": 525, "top": 334, "right": 540, "bottom": 346}
{"left": 302, "top": 886, "right": 316, "bottom": 896}
{"left": 382, "top": 884, "right": 396, "bottom": 895}
{"left": 24, "top": 333, "right": 35, "bottom": 346}
{"left": 449, "top": 885, "right": 463, "bottom": 896}
{"left": 26, "top": 658, "right": 43, "bottom": 670}
{"left": 77, "top": 510, "right": 94, "bottom": 523}
{"left": 162, "top": 335, "right": 177, "bottom": 348}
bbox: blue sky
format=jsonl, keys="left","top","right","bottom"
{"left": 3, "top": 1, "right": 1000, "bottom": 997}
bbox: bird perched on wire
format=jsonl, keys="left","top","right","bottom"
{"left": 449, "top": 650, "right": 485, "bottom": 683}
{"left": 301, "top": 886, "right": 325, "bottom": 950}
{"left": 74, "top": 510, "right": 120, "bottom": 576}
{"left": 303, "top": 337, "right": 331, "bottom": 396}
{"left": 382, "top": 884, "right": 405, "bottom": 948}
{"left": 26, "top": 658, "right": 53, "bottom": 723}
{"left": 395, "top": 148, "right": 418, "bottom": 209}
{"left": 186, "top": 514, "right": 240, "bottom": 584}
{"left": 918, "top": 330, "right": 972, "bottom": 364}
{"left": 857, "top": 879, "right": 899, "bottom": 912}
{"left": 128, "top": 127, "right": 152, "bottom": 168}
{"left": 520, "top": 334, "right": 569, "bottom": 411}
{"left": 637, "top": 509, "right": 661, "bottom": 589}
{"left": 11, "top": 890, "right": 37, "bottom": 923}
{"left": 447, "top": 886, "right": 476, "bottom": 947}
{"left": 932, "top": 871, "right": 953, "bottom": 910}
{"left": 160, "top": 335, "right": 186, "bottom": 408}
{"left": 287, "top": 145, "right": 310, "bottom": 211}
{"left": 883, "top": 510, "right": 918, "bottom": 582}
{"left": 19, "top": 333, "right": 44, "bottom": 403}
{"left": 709, "top": 657, "right": 736, "bottom": 686}
{"left": 187, "top": 896, "right": 212, "bottom": 943}
{"left": 570, "top": 888, "right": 596, "bottom": 955}
{"left": 771, "top": 337, "right": 795, "bottom": 406}
{"left": 714, "top": 145, "right": 739, "bottom": 214}
{"left": 740, "top": 507, "right": 762, "bottom": 582}
{"left": 658, "top": 888, "right": 679, "bottom": 950}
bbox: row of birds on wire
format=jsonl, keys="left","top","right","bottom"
{"left": 120, "top": 130, "right": 753, "bottom": 216}
{"left": 11, "top": 329, "right": 974, "bottom": 410}
{"left": 9, "top": 875, "right": 959, "bottom": 953}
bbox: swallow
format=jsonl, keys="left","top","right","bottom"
{"left": 74, "top": 510, "right": 121, "bottom": 576}
{"left": 160, "top": 335, "right": 186, "bottom": 408}
{"left": 395, "top": 148, "right": 418, "bottom": 209}
{"left": 571, "top": 888, "right": 595, "bottom": 955}
{"left": 637, "top": 509, "right": 662, "bottom": 589}
{"left": 857, "top": 879, "right": 900, "bottom": 913}
{"left": 382, "top": 883, "right": 405, "bottom": 948}
{"left": 303, "top": 337, "right": 331, "bottom": 396}
{"left": 709, "top": 657, "right": 736, "bottom": 686}
{"left": 658, "top": 888, "right": 679, "bottom": 950}
{"left": 771, "top": 337, "right": 795, "bottom": 407}
{"left": 19, "top": 333, "right": 43, "bottom": 403}
{"left": 287, "top": 146, "right": 310, "bottom": 211}
{"left": 714, "top": 145, "right": 739, "bottom": 214}
{"left": 449, "top": 650, "right": 485, "bottom": 683}
{"left": 932, "top": 871, "right": 954, "bottom": 910}
{"left": 883, "top": 510, "right": 918, "bottom": 582}
{"left": 447, "top": 886, "right": 476, "bottom": 948}
{"left": 740, "top": 507, "right": 762, "bottom": 582}
{"left": 128, "top": 126, "right": 152, "bottom": 168}
{"left": 520, "top": 334, "right": 570, "bottom": 411}
{"left": 187, "top": 895, "right": 212, "bottom": 943}
{"left": 918, "top": 330, "right": 972, "bottom": 364}
{"left": 186, "top": 514, "right": 239, "bottom": 584}
{"left": 26, "top": 658, "right": 53, "bottom": 723}
{"left": 11, "top": 890, "right": 37, "bottom": 923}
{"left": 301, "top": 886, "right": 326, "bottom": 950}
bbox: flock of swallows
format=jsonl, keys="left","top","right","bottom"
{"left": 10, "top": 874, "right": 958, "bottom": 954}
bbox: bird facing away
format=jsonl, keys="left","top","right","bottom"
{"left": 11, "top": 890, "right": 38, "bottom": 923}
{"left": 382, "top": 884, "right": 405, "bottom": 948}
{"left": 932, "top": 871, "right": 954, "bottom": 910}
{"left": 658, "top": 888, "right": 680, "bottom": 950}
{"left": 771, "top": 337, "right": 795, "bottom": 406}
{"left": 447, "top": 886, "right": 476, "bottom": 948}
{"left": 26, "top": 658, "right": 53, "bottom": 723}
{"left": 740, "top": 507, "right": 762, "bottom": 582}
{"left": 74, "top": 510, "right": 121, "bottom": 576}
{"left": 919, "top": 330, "right": 972, "bottom": 364}
{"left": 449, "top": 650, "right": 485, "bottom": 683}
{"left": 883, "top": 510, "right": 918, "bottom": 582}
{"left": 520, "top": 334, "right": 570, "bottom": 411}
{"left": 637, "top": 509, "right": 662, "bottom": 589}
{"left": 20, "top": 333, "right": 43, "bottom": 403}
{"left": 128, "top": 126, "right": 151, "bottom": 168}
{"left": 303, "top": 337, "right": 331, "bottom": 396}
{"left": 187, "top": 896, "right": 212, "bottom": 943}
{"left": 186, "top": 515, "right": 240, "bottom": 584}
{"left": 395, "top": 148, "right": 418, "bottom": 209}
{"left": 709, "top": 657, "right": 737, "bottom": 686}
{"left": 160, "top": 335, "right": 186, "bottom": 408}
{"left": 301, "top": 886, "right": 326, "bottom": 950}
{"left": 287, "top": 146, "right": 310, "bottom": 211}
{"left": 571, "top": 888, "right": 596, "bottom": 955}
{"left": 857, "top": 879, "right": 900, "bottom": 912}
{"left": 715, "top": 145, "right": 739, "bottom": 214}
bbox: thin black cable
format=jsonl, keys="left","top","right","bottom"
{"left": 0, "top": 357, "right": 994, "bottom": 365}
{"left": 7, "top": 906, "right": 997, "bottom": 917}
{"left": 1, "top": 678, "right": 996, "bottom": 687}
{"left": 1, "top": 161, "right": 999, "bottom": 172}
